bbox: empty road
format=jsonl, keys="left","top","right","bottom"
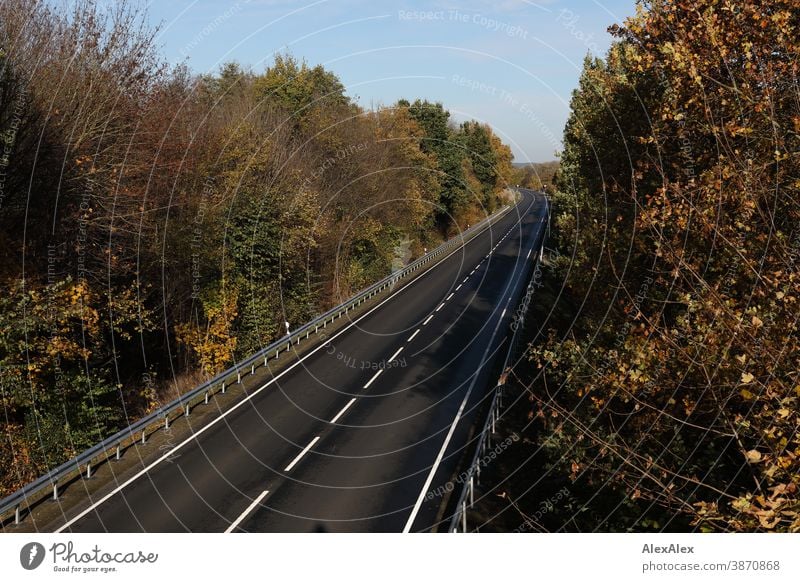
{"left": 53, "top": 189, "right": 547, "bottom": 533}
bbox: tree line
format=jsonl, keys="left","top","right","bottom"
{"left": 523, "top": 0, "right": 799, "bottom": 531}
{"left": 0, "top": 0, "right": 515, "bottom": 496}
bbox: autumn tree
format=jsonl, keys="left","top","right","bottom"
{"left": 527, "top": 0, "right": 800, "bottom": 532}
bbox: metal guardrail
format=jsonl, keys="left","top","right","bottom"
{"left": 0, "top": 199, "right": 519, "bottom": 526}
{"left": 448, "top": 195, "right": 547, "bottom": 533}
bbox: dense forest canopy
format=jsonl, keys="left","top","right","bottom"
{"left": 524, "top": 0, "right": 800, "bottom": 531}
{"left": 0, "top": 0, "right": 515, "bottom": 495}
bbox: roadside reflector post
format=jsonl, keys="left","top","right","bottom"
{"left": 141, "top": 430, "right": 147, "bottom": 444}
{"left": 115, "top": 444, "right": 121, "bottom": 461}
{"left": 85, "top": 462, "right": 92, "bottom": 479}
{"left": 52, "top": 483, "right": 58, "bottom": 501}
{"left": 204, "top": 392, "right": 209, "bottom": 405}
{"left": 251, "top": 364, "right": 255, "bottom": 375}
{"left": 14, "top": 505, "right": 20, "bottom": 525}
{"left": 461, "top": 502, "right": 467, "bottom": 532}
{"left": 237, "top": 371, "right": 241, "bottom": 384}
{"left": 165, "top": 415, "right": 170, "bottom": 430}
{"left": 221, "top": 381, "right": 227, "bottom": 394}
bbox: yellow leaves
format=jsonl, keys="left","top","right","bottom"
{"left": 175, "top": 284, "right": 239, "bottom": 376}
{"left": 740, "top": 388, "right": 755, "bottom": 401}
{"left": 741, "top": 372, "right": 755, "bottom": 384}
{"left": 751, "top": 315, "right": 763, "bottom": 328}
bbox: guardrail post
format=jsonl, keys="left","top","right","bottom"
{"left": 469, "top": 475, "right": 474, "bottom": 507}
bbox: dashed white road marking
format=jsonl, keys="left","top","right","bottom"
{"left": 225, "top": 489, "right": 270, "bottom": 533}
{"left": 446, "top": 293, "right": 454, "bottom": 301}
{"left": 423, "top": 314, "right": 434, "bottom": 326}
{"left": 55, "top": 192, "right": 539, "bottom": 533}
{"left": 363, "top": 369, "right": 384, "bottom": 389}
{"left": 407, "top": 329, "right": 421, "bottom": 342}
{"left": 435, "top": 303, "right": 445, "bottom": 312}
{"left": 463, "top": 277, "right": 468, "bottom": 283}
{"left": 285, "top": 436, "right": 320, "bottom": 472}
{"left": 456, "top": 284, "right": 462, "bottom": 291}
{"left": 330, "top": 398, "right": 357, "bottom": 424}
{"left": 388, "top": 347, "right": 404, "bottom": 362}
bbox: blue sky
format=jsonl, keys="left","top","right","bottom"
{"left": 145, "top": 0, "right": 638, "bottom": 162}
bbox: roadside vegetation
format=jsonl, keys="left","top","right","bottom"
{"left": 504, "top": 0, "right": 800, "bottom": 531}
{"left": 0, "top": 0, "right": 515, "bottom": 496}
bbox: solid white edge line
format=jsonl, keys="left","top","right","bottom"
{"left": 402, "top": 293, "right": 516, "bottom": 533}
{"left": 407, "top": 329, "right": 421, "bottom": 342}
{"left": 363, "top": 368, "right": 384, "bottom": 389}
{"left": 423, "top": 314, "right": 434, "bottom": 326}
{"left": 224, "top": 489, "right": 270, "bottom": 533}
{"left": 403, "top": 197, "right": 542, "bottom": 533}
{"left": 330, "top": 398, "right": 357, "bottom": 424}
{"left": 55, "top": 195, "right": 537, "bottom": 533}
{"left": 388, "top": 347, "right": 404, "bottom": 362}
{"left": 284, "top": 436, "right": 320, "bottom": 472}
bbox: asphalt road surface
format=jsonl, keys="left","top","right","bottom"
{"left": 55, "top": 189, "right": 548, "bottom": 533}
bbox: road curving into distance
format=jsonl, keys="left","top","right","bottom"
{"left": 52, "top": 188, "right": 548, "bottom": 533}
